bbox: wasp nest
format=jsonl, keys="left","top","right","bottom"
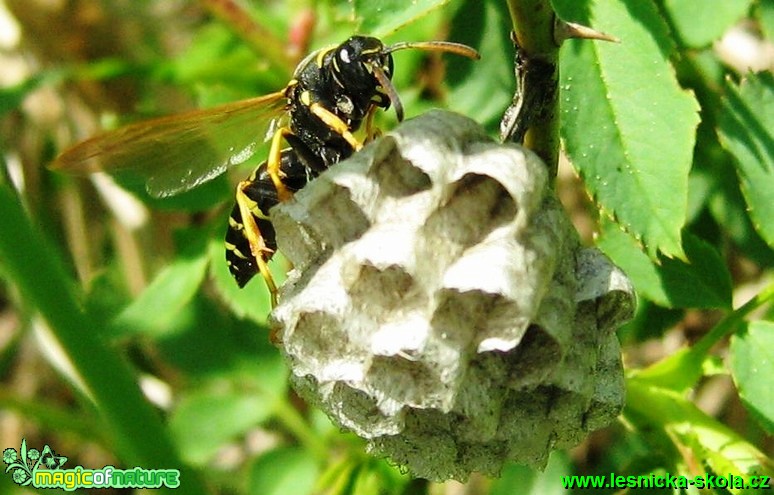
{"left": 270, "top": 110, "right": 634, "bottom": 481}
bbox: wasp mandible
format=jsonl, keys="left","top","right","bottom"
{"left": 53, "top": 36, "right": 480, "bottom": 306}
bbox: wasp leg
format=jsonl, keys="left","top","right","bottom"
{"left": 364, "top": 105, "right": 381, "bottom": 143}
{"left": 226, "top": 150, "right": 312, "bottom": 298}
{"left": 235, "top": 180, "right": 278, "bottom": 307}
{"left": 309, "top": 102, "right": 363, "bottom": 150}
{"left": 267, "top": 127, "right": 296, "bottom": 203}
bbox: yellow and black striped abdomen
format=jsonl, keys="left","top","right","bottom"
{"left": 225, "top": 149, "right": 313, "bottom": 287}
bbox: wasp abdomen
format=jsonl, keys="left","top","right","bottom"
{"left": 225, "top": 149, "right": 311, "bottom": 287}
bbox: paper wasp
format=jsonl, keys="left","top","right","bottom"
{"left": 52, "top": 36, "right": 479, "bottom": 306}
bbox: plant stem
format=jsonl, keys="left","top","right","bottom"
{"left": 693, "top": 282, "right": 774, "bottom": 356}
{"left": 629, "top": 283, "right": 774, "bottom": 392}
{"left": 505, "top": 0, "right": 557, "bottom": 57}
{"left": 503, "top": 0, "right": 560, "bottom": 176}
{"left": 272, "top": 396, "right": 329, "bottom": 461}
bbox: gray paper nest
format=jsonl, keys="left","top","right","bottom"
{"left": 269, "top": 110, "right": 635, "bottom": 481}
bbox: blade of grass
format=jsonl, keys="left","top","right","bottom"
{"left": 0, "top": 183, "right": 208, "bottom": 495}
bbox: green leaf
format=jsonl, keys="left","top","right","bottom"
{"left": 718, "top": 72, "right": 774, "bottom": 248}
{"left": 730, "top": 321, "right": 774, "bottom": 434}
{"left": 663, "top": 0, "right": 752, "bottom": 48}
{"left": 633, "top": 346, "right": 705, "bottom": 393}
{"left": 598, "top": 225, "right": 732, "bottom": 309}
{"left": 351, "top": 464, "right": 383, "bottom": 495}
{"left": 154, "top": 295, "right": 283, "bottom": 380}
{"left": 618, "top": 300, "right": 684, "bottom": 343}
{"left": 556, "top": 0, "right": 700, "bottom": 259}
{"left": 170, "top": 389, "right": 276, "bottom": 465}
{"left": 756, "top": 0, "right": 774, "bottom": 40}
{"left": 168, "top": 23, "right": 289, "bottom": 90}
{"left": 111, "top": 235, "right": 209, "bottom": 337}
{"left": 20, "top": 439, "right": 27, "bottom": 466}
{"left": 247, "top": 447, "right": 318, "bottom": 495}
{"left": 705, "top": 155, "right": 774, "bottom": 267}
{"left": 634, "top": 285, "right": 773, "bottom": 392}
{"left": 626, "top": 380, "right": 772, "bottom": 481}
{"left": 447, "top": 0, "right": 514, "bottom": 132}
{"left": 686, "top": 162, "right": 715, "bottom": 225}
{"left": 353, "top": 0, "right": 450, "bottom": 37}
{"left": 315, "top": 456, "right": 358, "bottom": 495}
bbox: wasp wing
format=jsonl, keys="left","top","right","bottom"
{"left": 52, "top": 91, "right": 288, "bottom": 198}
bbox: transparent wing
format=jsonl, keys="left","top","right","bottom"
{"left": 52, "top": 91, "right": 288, "bottom": 198}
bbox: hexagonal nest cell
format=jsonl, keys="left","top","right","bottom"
{"left": 269, "top": 110, "right": 635, "bottom": 481}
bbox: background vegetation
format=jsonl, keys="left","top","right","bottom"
{"left": 0, "top": 0, "right": 771, "bottom": 494}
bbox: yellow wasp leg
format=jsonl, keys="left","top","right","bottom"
{"left": 309, "top": 103, "right": 363, "bottom": 151}
{"left": 364, "top": 105, "right": 381, "bottom": 143}
{"left": 236, "top": 181, "right": 278, "bottom": 307}
{"left": 267, "top": 127, "right": 294, "bottom": 203}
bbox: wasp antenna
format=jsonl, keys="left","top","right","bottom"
{"left": 371, "top": 64, "right": 404, "bottom": 122}
{"left": 385, "top": 41, "right": 480, "bottom": 60}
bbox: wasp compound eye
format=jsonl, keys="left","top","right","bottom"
{"left": 269, "top": 110, "right": 635, "bottom": 481}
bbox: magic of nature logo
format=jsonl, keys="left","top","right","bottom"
{"left": 3, "top": 438, "right": 180, "bottom": 491}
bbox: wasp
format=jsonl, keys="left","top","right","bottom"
{"left": 52, "top": 36, "right": 479, "bottom": 306}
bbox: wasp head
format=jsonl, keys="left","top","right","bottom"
{"left": 333, "top": 36, "right": 400, "bottom": 119}
{"left": 331, "top": 36, "right": 480, "bottom": 123}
